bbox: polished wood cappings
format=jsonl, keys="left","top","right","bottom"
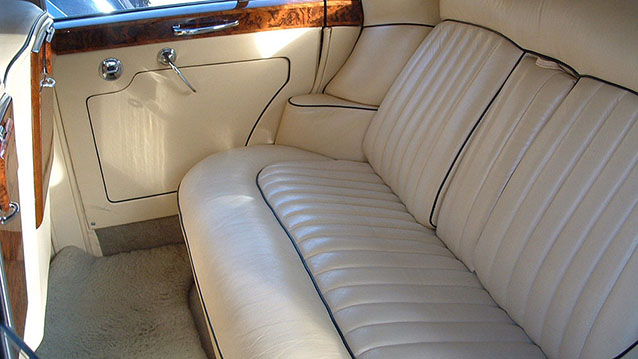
{"left": 0, "top": 97, "right": 14, "bottom": 212}
{"left": 0, "top": 95, "right": 26, "bottom": 338}
{"left": 326, "top": 0, "right": 362, "bottom": 27}
{"left": 1, "top": 230, "right": 26, "bottom": 338}
{"left": 31, "top": 42, "right": 55, "bottom": 229}
{"left": 52, "top": 0, "right": 363, "bottom": 54}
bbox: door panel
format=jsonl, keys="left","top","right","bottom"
{"left": 54, "top": 26, "right": 322, "bottom": 228}
{"left": 88, "top": 58, "right": 289, "bottom": 202}
{"left": 51, "top": 0, "right": 363, "bottom": 229}
{"left": 1, "top": 3, "right": 55, "bottom": 349}
{"left": 0, "top": 95, "right": 26, "bottom": 340}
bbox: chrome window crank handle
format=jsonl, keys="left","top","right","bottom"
{"left": 157, "top": 48, "right": 197, "bottom": 93}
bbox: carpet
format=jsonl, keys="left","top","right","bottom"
{"left": 36, "top": 244, "right": 208, "bottom": 359}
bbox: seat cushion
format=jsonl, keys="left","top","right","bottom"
{"left": 257, "top": 160, "right": 545, "bottom": 359}
{"left": 178, "top": 145, "right": 352, "bottom": 359}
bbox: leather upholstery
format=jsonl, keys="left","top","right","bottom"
{"left": 276, "top": 94, "right": 377, "bottom": 161}
{"left": 440, "top": 0, "right": 638, "bottom": 93}
{"left": 325, "top": 26, "right": 431, "bottom": 107}
{"left": 361, "top": 0, "right": 439, "bottom": 27}
{"left": 179, "top": 145, "right": 353, "bottom": 359}
{"left": 311, "top": 27, "right": 361, "bottom": 94}
{"left": 436, "top": 55, "right": 577, "bottom": 270}
{"left": 258, "top": 160, "right": 545, "bottom": 359}
{"left": 473, "top": 79, "right": 638, "bottom": 359}
{"left": 363, "top": 21, "right": 522, "bottom": 229}
{"left": 179, "top": 3, "right": 638, "bottom": 358}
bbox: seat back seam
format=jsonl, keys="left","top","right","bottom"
{"left": 428, "top": 52, "right": 525, "bottom": 228}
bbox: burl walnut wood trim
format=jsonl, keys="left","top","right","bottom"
{"left": 0, "top": 154, "right": 8, "bottom": 212}
{"left": 0, "top": 97, "right": 26, "bottom": 338}
{"left": 0, "top": 100, "right": 12, "bottom": 212}
{"left": 52, "top": 0, "right": 363, "bottom": 54}
{"left": 31, "top": 47, "right": 46, "bottom": 229}
{"left": 1, "top": 230, "right": 26, "bottom": 338}
{"left": 326, "top": 0, "right": 362, "bottom": 27}
{"left": 32, "top": 42, "right": 55, "bottom": 230}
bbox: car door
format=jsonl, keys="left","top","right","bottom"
{"left": 1, "top": 1, "right": 56, "bottom": 357}
{"left": 48, "top": 0, "right": 363, "bottom": 250}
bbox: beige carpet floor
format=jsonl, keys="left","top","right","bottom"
{"left": 36, "top": 244, "right": 208, "bottom": 359}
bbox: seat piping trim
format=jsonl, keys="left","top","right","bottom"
{"left": 244, "top": 57, "right": 292, "bottom": 146}
{"left": 614, "top": 338, "right": 638, "bottom": 359}
{"left": 288, "top": 97, "right": 378, "bottom": 111}
{"left": 256, "top": 169, "right": 357, "bottom": 358}
{"left": 176, "top": 185, "right": 225, "bottom": 359}
{"left": 440, "top": 19, "right": 638, "bottom": 96}
{"left": 363, "top": 23, "right": 436, "bottom": 29}
{"left": 428, "top": 52, "right": 525, "bottom": 228}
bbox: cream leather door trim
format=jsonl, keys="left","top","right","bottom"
{"left": 54, "top": 28, "right": 321, "bottom": 228}
{"left": 311, "top": 27, "right": 361, "bottom": 94}
{"left": 276, "top": 94, "right": 377, "bottom": 161}
{"left": 88, "top": 58, "right": 288, "bottom": 202}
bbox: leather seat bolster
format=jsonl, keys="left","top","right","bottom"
{"left": 276, "top": 94, "right": 377, "bottom": 161}
{"left": 179, "top": 145, "right": 351, "bottom": 359}
{"left": 325, "top": 25, "right": 432, "bottom": 107}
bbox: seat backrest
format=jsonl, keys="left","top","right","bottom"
{"left": 436, "top": 54, "right": 577, "bottom": 271}
{"left": 436, "top": 1, "right": 638, "bottom": 357}
{"left": 363, "top": 21, "right": 522, "bottom": 229}
{"left": 474, "top": 78, "right": 637, "bottom": 359}
{"left": 440, "top": 0, "right": 638, "bottom": 94}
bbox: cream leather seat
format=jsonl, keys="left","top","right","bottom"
{"left": 179, "top": 0, "right": 638, "bottom": 358}
{"left": 258, "top": 160, "right": 544, "bottom": 358}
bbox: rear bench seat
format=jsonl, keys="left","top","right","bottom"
{"left": 178, "top": 0, "right": 638, "bottom": 358}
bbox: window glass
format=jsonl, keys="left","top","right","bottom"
{"left": 45, "top": 0, "right": 227, "bottom": 20}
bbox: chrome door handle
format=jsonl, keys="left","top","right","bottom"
{"left": 157, "top": 48, "right": 197, "bottom": 93}
{"left": 172, "top": 20, "right": 239, "bottom": 36}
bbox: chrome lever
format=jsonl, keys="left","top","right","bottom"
{"left": 157, "top": 48, "right": 197, "bottom": 93}
{"left": 0, "top": 202, "right": 19, "bottom": 225}
{"left": 172, "top": 20, "right": 239, "bottom": 36}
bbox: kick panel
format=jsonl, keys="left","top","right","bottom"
{"left": 87, "top": 58, "right": 288, "bottom": 202}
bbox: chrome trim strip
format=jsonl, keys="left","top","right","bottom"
{"left": 172, "top": 19, "right": 239, "bottom": 36}
{"left": 2, "top": 10, "right": 48, "bottom": 86}
{"left": 54, "top": 1, "right": 237, "bottom": 30}
{"left": 31, "top": 17, "right": 54, "bottom": 54}
{"left": 0, "top": 95, "right": 11, "bottom": 124}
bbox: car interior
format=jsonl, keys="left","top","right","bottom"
{"left": 0, "top": 0, "right": 637, "bottom": 358}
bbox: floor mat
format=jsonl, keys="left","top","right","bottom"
{"left": 36, "top": 244, "right": 207, "bottom": 359}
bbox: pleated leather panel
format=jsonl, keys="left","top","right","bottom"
{"left": 258, "top": 161, "right": 545, "bottom": 359}
{"left": 473, "top": 78, "right": 638, "bottom": 359}
{"left": 436, "top": 55, "right": 576, "bottom": 270}
{"left": 362, "top": 21, "right": 522, "bottom": 228}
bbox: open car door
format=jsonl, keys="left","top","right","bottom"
{"left": 1, "top": 1, "right": 56, "bottom": 357}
